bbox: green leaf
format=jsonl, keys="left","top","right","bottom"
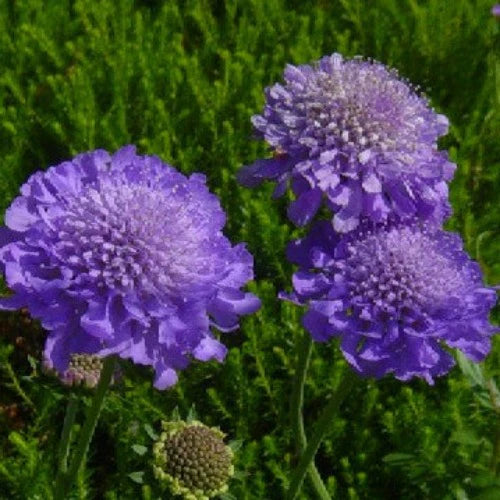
{"left": 470, "top": 472, "right": 500, "bottom": 488}
{"left": 144, "top": 424, "right": 158, "bottom": 441}
{"left": 219, "top": 493, "right": 237, "bottom": 500}
{"left": 128, "top": 471, "right": 144, "bottom": 484}
{"left": 450, "top": 429, "right": 483, "bottom": 446}
{"left": 228, "top": 439, "right": 244, "bottom": 452}
{"left": 186, "top": 404, "right": 198, "bottom": 423}
{"left": 170, "top": 406, "right": 181, "bottom": 422}
{"left": 456, "top": 351, "right": 485, "bottom": 387}
{"left": 132, "top": 444, "right": 148, "bottom": 456}
{"left": 472, "top": 488, "right": 500, "bottom": 500}
{"left": 382, "top": 453, "right": 414, "bottom": 464}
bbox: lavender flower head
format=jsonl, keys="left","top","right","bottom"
{"left": 284, "top": 221, "right": 497, "bottom": 383}
{"left": 0, "top": 146, "right": 260, "bottom": 389}
{"left": 238, "top": 53, "right": 455, "bottom": 232}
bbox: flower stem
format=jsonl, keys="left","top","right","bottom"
{"left": 54, "top": 356, "right": 115, "bottom": 500}
{"left": 490, "top": 420, "right": 500, "bottom": 475}
{"left": 488, "top": 378, "right": 500, "bottom": 475}
{"left": 290, "top": 332, "right": 331, "bottom": 499}
{"left": 55, "top": 393, "right": 79, "bottom": 486}
{"left": 286, "top": 368, "right": 356, "bottom": 500}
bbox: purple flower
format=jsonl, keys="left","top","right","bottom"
{"left": 283, "top": 221, "right": 497, "bottom": 383}
{"left": 492, "top": 4, "right": 500, "bottom": 17}
{"left": 238, "top": 53, "right": 455, "bottom": 232}
{"left": 0, "top": 146, "right": 260, "bottom": 389}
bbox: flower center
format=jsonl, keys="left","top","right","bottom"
{"left": 306, "top": 65, "right": 420, "bottom": 155}
{"left": 345, "top": 227, "right": 466, "bottom": 315}
{"left": 51, "top": 175, "right": 219, "bottom": 296}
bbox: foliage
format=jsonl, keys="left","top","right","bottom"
{"left": 0, "top": 0, "right": 498, "bottom": 498}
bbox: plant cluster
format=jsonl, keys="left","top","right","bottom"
{"left": 0, "top": 1, "right": 498, "bottom": 499}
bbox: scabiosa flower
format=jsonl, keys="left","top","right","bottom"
{"left": 283, "top": 221, "right": 498, "bottom": 383}
{"left": 153, "top": 420, "right": 234, "bottom": 500}
{"left": 492, "top": 4, "right": 500, "bottom": 17}
{"left": 0, "top": 146, "right": 260, "bottom": 389}
{"left": 238, "top": 53, "right": 455, "bottom": 232}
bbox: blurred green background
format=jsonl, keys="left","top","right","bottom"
{"left": 0, "top": 1, "right": 499, "bottom": 498}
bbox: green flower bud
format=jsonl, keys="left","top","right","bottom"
{"left": 153, "top": 421, "right": 234, "bottom": 500}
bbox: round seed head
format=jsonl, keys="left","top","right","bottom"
{"left": 62, "top": 353, "right": 104, "bottom": 388}
{"left": 153, "top": 421, "right": 234, "bottom": 500}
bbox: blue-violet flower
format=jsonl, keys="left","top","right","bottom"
{"left": 238, "top": 53, "right": 455, "bottom": 232}
{"left": 0, "top": 146, "right": 260, "bottom": 389}
{"left": 283, "top": 221, "right": 497, "bottom": 383}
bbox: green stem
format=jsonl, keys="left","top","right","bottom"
{"left": 490, "top": 419, "right": 500, "bottom": 475}
{"left": 290, "top": 333, "right": 331, "bottom": 499}
{"left": 286, "top": 369, "right": 356, "bottom": 500}
{"left": 54, "top": 393, "right": 79, "bottom": 491}
{"left": 54, "top": 356, "right": 115, "bottom": 500}
{"left": 487, "top": 380, "right": 500, "bottom": 475}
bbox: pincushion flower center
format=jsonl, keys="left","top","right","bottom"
{"left": 309, "top": 71, "right": 412, "bottom": 154}
{"left": 57, "top": 178, "right": 203, "bottom": 295}
{"left": 347, "top": 228, "right": 466, "bottom": 314}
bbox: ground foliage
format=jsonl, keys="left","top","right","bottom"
{"left": 0, "top": 1, "right": 499, "bottom": 499}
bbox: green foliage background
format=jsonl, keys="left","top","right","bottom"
{"left": 0, "top": 0, "right": 499, "bottom": 498}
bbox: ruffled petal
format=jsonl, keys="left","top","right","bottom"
{"left": 154, "top": 365, "right": 178, "bottom": 390}
{"left": 193, "top": 336, "right": 228, "bottom": 362}
{"left": 287, "top": 188, "right": 322, "bottom": 226}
